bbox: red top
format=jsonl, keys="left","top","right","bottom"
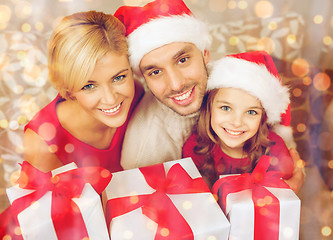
{"left": 24, "top": 82, "right": 144, "bottom": 173}
{"left": 182, "top": 131, "right": 294, "bottom": 179}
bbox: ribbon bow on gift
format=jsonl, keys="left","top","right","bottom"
{"left": 106, "top": 163, "right": 210, "bottom": 240}
{"left": 212, "top": 155, "right": 291, "bottom": 240}
{"left": 11, "top": 161, "right": 112, "bottom": 240}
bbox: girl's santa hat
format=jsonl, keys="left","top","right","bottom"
{"left": 114, "top": 0, "right": 211, "bottom": 76}
{"left": 207, "top": 51, "right": 296, "bottom": 148}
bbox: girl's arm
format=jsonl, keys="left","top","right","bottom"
{"left": 284, "top": 148, "right": 305, "bottom": 194}
{"left": 23, "top": 128, "right": 64, "bottom": 172}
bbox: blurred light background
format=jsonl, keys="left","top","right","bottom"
{"left": 0, "top": 0, "right": 333, "bottom": 239}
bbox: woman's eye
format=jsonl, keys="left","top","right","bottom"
{"left": 114, "top": 75, "right": 125, "bottom": 82}
{"left": 247, "top": 110, "right": 257, "bottom": 115}
{"left": 221, "top": 106, "right": 231, "bottom": 111}
{"left": 81, "top": 83, "right": 95, "bottom": 90}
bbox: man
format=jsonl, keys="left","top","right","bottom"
{"left": 115, "top": 0, "right": 304, "bottom": 192}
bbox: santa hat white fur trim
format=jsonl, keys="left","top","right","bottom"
{"left": 128, "top": 14, "right": 211, "bottom": 76}
{"left": 272, "top": 124, "right": 296, "bottom": 149}
{"left": 207, "top": 57, "right": 290, "bottom": 125}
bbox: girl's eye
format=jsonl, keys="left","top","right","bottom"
{"left": 81, "top": 83, "right": 95, "bottom": 90}
{"left": 247, "top": 110, "right": 257, "bottom": 115}
{"left": 221, "top": 106, "right": 231, "bottom": 111}
{"left": 114, "top": 75, "right": 125, "bottom": 82}
{"left": 179, "top": 57, "right": 188, "bottom": 64}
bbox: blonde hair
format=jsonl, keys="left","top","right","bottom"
{"left": 48, "top": 11, "right": 128, "bottom": 99}
{"left": 194, "top": 89, "right": 273, "bottom": 184}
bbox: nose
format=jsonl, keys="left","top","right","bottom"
{"left": 101, "top": 85, "right": 117, "bottom": 104}
{"left": 166, "top": 68, "right": 186, "bottom": 91}
{"left": 231, "top": 112, "right": 243, "bottom": 127}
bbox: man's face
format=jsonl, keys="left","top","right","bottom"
{"left": 139, "top": 42, "right": 210, "bottom": 116}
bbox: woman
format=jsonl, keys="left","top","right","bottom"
{"left": 23, "top": 11, "right": 144, "bottom": 173}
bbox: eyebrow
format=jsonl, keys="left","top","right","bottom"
{"left": 88, "top": 68, "right": 129, "bottom": 82}
{"left": 215, "top": 100, "right": 262, "bottom": 110}
{"left": 141, "top": 45, "right": 194, "bottom": 73}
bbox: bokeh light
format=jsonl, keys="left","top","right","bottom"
{"left": 207, "top": 236, "right": 217, "bottom": 240}
{"left": 302, "top": 76, "right": 312, "bottom": 86}
{"left": 257, "top": 37, "right": 275, "bottom": 54}
{"left": 227, "top": 0, "right": 237, "bottom": 9}
{"left": 35, "top": 22, "right": 44, "bottom": 31}
{"left": 314, "top": 14, "right": 324, "bottom": 24}
{"left": 238, "top": 1, "right": 248, "bottom": 10}
{"left": 0, "top": 5, "right": 11, "bottom": 24}
{"left": 123, "top": 230, "right": 133, "bottom": 239}
{"left": 321, "top": 226, "right": 332, "bottom": 237}
{"left": 209, "top": 0, "right": 227, "bottom": 12}
{"left": 328, "top": 160, "right": 333, "bottom": 169}
{"left": 255, "top": 1, "right": 274, "bottom": 18}
{"left": 14, "top": 0, "right": 32, "bottom": 19}
{"left": 291, "top": 58, "right": 310, "bottom": 77}
{"left": 268, "top": 21, "right": 278, "bottom": 31}
{"left": 323, "top": 36, "right": 332, "bottom": 46}
{"left": 297, "top": 123, "right": 306, "bottom": 133}
{"left": 160, "top": 228, "right": 170, "bottom": 237}
{"left": 38, "top": 122, "right": 56, "bottom": 141}
{"left": 182, "top": 200, "right": 192, "bottom": 210}
{"left": 313, "top": 72, "right": 331, "bottom": 91}
{"left": 292, "top": 88, "right": 302, "bottom": 97}
{"left": 21, "top": 23, "right": 31, "bottom": 32}
{"left": 229, "top": 36, "right": 239, "bottom": 46}
{"left": 64, "top": 143, "right": 74, "bottom": 153}
{"left": 287, "top": 34, "right": 297, "bottom": 45}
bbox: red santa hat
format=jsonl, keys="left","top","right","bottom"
{"left": 114, "top": 0, "right": 211, "bottom": 76}
{"left": 207, "top": 51, "right": 296, "bottom": 148}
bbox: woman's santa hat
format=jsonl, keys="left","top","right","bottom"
{"left": 114, "top": 0, "right": 211, "bottom": 76}
{"left": 207, "top": 51, "right": 296, "bottom": 148}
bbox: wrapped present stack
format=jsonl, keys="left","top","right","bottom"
{"left": 6, "top": 162, "right": 112, "bottom": 240}
{"left": 213, "top": 155, "right": 301, "bottom": 240}
{"left": 103, "top": 157, "right": 230, "bottom": 240}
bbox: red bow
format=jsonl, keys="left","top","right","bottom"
{"left": 212, "top": 155, "right": 290, "bottom": 240}
{"left": 106, "top": 163, "right": 210, "bottom": 240}
{"left": 11, "top": 161, "right": 112, "bottom": 240}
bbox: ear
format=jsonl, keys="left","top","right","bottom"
{"left": 203, "top": 49, "right": 210, "bottom": 65}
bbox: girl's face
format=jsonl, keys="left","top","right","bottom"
{"left": 71, "top": 52, "right": 135, "bottom": 129}
{"left": 210, "top": 88, "right": 263, "bottom": 158}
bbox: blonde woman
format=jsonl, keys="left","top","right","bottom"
{"left": 23, "top": 11, "right": 144, "bottom": 173}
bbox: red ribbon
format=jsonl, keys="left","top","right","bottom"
{"left": 106, "top": 163, "right": 210, "bottom": 240}
{"left": 212, "top": 155, "right": 290, "bottom": 240}
{"left": 11, "top": 161, "right": 112, "bottom": 240}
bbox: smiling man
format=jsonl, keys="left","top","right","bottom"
{"left": 115, "top": 0, "right": 304, "bottom": 193}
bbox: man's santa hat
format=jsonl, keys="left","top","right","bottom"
{"left": 207, "top": 51, "right": 296, "bottom": 148}
{"left": 114, "top": 0, "right": 211, "bottom": 76}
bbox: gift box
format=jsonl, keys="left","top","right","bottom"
{"left": 104, "top": 157, "right": 230, "bottom": 240}
{"left": 6, "top": 162, "right": 112, "bottom": 240}
{"left": 212, "top": 155, "right": 301, "bottom": 240}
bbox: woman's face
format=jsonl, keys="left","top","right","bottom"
{"left": 210, "top": 88, "right": 263, "bottom": 157}
{"left": 71, "top": 52, "right": 135, "bottom": 129}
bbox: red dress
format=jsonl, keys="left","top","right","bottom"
{"left": 182, "top": 131, "right": 294, "bottom": 179}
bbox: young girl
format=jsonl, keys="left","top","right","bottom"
{"left": 23, "top": 11, "right": 144, "bottom": 173}
{"left": 182, "top": 51, "right": 294, "bottom": 188}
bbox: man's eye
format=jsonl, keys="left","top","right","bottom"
{"left": 247, "top": 110, "right": 257, "bottom": 115}
{"left": 150, "top": 70, "right": 161, "bottom": 76}
{"left": 179, "top": 57, "right": 188, "bottom": 64}
{"left": 114, "top": 75, "right": 125, "bottom": 82}
{"left": 81, "top": 84, "right": 95, "bottom": 90}
{"left": 221, "top": 106, "right": 231, "bottom": 111}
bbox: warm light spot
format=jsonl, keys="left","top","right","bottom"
{"left": 283, "top": 227, "right": 294, "bottom": 238}
{"left": 268, "top": 21, "right": 278, "bottom": 30}
{"left": 259, "top": 207, "right": 268, "bottom": 215}
{"left": 182, "top": 200, "right": 193, "bottom": 210}
{"left": 313, "top": 72, "right": 331, "bottom": 91}
{"left": 2, "top": 234, "right": 12, "bottom": 240}
{"left": 209, "top": 0, "right": 227, "bottom": 12}
{"left": 160, "top": 228, "right": 170, "bottom": 237}
{"left": 257, "top": 198, "right": 265, "bottom": 207}
{"left": 35, "top": 22, "right": 44, "bottom": 31}
{"left": 255, "top": 1, "right": 274, "bottom": 18}
{"left": 9, "top": 120, "right": 19, "bottom": 130}
{"left": 229, "top": 36, "right": 239, "bottom": 46}
{"left": 51, "top": 175, "right": 60, "bottom": 184}
{"left": 303, "top": 76, "right": 312, "bottom": 85}
{"left": 207, "top": 236, "right": 217, "bottom": 240}
{"left": 21, "top": 23, "right": 31, "bottom": 32}
{"left": 123, "top": 230, "right": 133, "bottom": 239}
{"left": 18, "top": 171, "right": 29, "bottom": 188}
{"left": 321, "top": 226, "right": 332, "bottom": 237}
{"left": 323, "top": 36, "right": 333, "bottom": 46}
{"left": 287, "top": 34, "right": 297, "bottom": 45}
{"left": 58, "top": 0, "right": 72, "bottom": 2}
{"left": 13, "top": 84, "right": 24, "bottom": 94}
{"left": 296, "top": 160, "right": 305, "bottom": 169}
{"left": 38, "top": 122, "right": 56, "bottom": 141}
{"left": 146, "top": 221, "right": 156, "bottom": 230}
{"left": 0, "top": 119, "right": 9, "bottom": 129}
{"left": 101, "top": 169, "right": 111, "bottom": 178}
{"left": 291, "top": 58, "right": 309, "bottom": 77}
{"left": 129, "top": 195, "right": 139, "bottom": 204}
{"left": 328, "top": 160, "right": 333, "bottom": 169}
{"left": 314, "top": 15, "right": 324, "bottom": 24}
{"left": 297, "top": 123, "right": 306, "bottom": 133}
{"left": 14, "top": 226, "right": 21, "bottom": 236}
{"left": 227, "top": 0, "right": 237, "bottom": 9}
{"left": 0, "top": 5, "right": 12, "bottom": 24}
{"left": 270, "top": 157, "right": 279, "bottom": 166}
{"left": 17, "top": 115, "right": 28, "bottom": 125}
{"left": 10, "top": 170, "right": 20, "bottom": 186}
{"left": 292, "top": 88, "right": 302, "bottom": 97}
{"left": 15, "top": 1, "right": 32, "bottom": 19}
{"left": 49, "top": 144, "right": 58, "bottom": 153}
{"left": 82, "top": 237, "right": 90, "bottom": 240}
{"left": 65, "top": 143, "right": 75, "bottom": 153}
{"left": 257, "top": 37, "right": 275, "bottom": 54}
{"left": 264, "top": 196, "right": 273, "bottom": 204}
{"left": 238, "top": 0, "right": 248, "bottom": 9}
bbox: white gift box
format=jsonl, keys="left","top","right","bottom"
{"left": 6, "top": 162, "right": 110, "bottom": 240}
{"left": 104, "top": 157, "right": 230, "bottom": 240}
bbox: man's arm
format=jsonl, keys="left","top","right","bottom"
{"left": 284, "top": 148, "right": 305, "bottom": 193}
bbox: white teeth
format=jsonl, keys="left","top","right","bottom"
{"left": 174, "top": 89, "right": 192, "bottom": 101}
{"left": 101, "top": 103, "right": 121, "bottom": 113}
{"left": 225, "top": 128, "right": 243, "bottom": 136}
